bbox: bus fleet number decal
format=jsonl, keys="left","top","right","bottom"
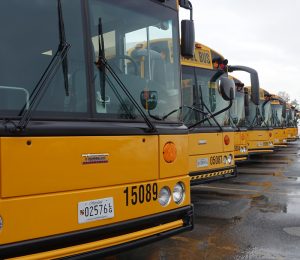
{"left": 124, "top": 183, "right": 158, "bottom": 206}
{"left": 210, "top": 155, "right": 223, "bottom": 165}
{"left": 199, "top": 51, "right": 210, "bottom": 65}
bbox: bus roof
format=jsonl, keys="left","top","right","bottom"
{"left": 181, "top": 42, "right": 225, "bottom": 70}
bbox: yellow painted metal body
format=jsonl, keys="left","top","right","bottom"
{"left": 0, "top": 135, "right": 190, "bottom": 253}
{"left": 187, "top": 131, "right": 235, "bottom": 180}
{"left": 247, "top": 129, "right": 273, "bottom": 154}
{"left": 272, "top": 128, "right": 287, "bottom": 146}
{"left": 233, "top": 131, "right": 248, "bottom": 161}
{"left": 181, "top": 43, "right": 236, "bottom": 182}
{"left": 286, "top": 127, "right": 298, "bottom": 141}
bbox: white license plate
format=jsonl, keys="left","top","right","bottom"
{"left": 78, "top": 197, "right": 114, "bottom": 224}
{"left": 197, "top": 158, "right": 208, "bottom": 168}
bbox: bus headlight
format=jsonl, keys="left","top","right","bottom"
{"left": 173, "top": 182, "right": 185, "bottom": 204}
{"left": 223, "top": 156, "right": 228, "bottom": 164}
{"left": 158, "top": 186, "right": 171, "bottom": 207}
{"left": 0, "top": 216, "right": 3, "bottom": 231}
{"left": 240, "top": 147, "right": 244, "bottom": 153}
{"left": 243, "top": 147, "right": 247, "bottom": 153}
{"left": 227, "top": 154, "right": 233, "bottom": 164}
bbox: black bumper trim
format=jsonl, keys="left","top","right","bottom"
{"left": 189, "top": 166, "right": 237, "bottom": 185}
{"left": 0, "top": 206, "right": 193, "bottom": 259}
{"left": 234, "top": 154, "right": 249, "bottom": 159}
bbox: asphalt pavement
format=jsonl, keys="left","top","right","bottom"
{"left": 107, "top": 141, "right": 300, "bottom": 260}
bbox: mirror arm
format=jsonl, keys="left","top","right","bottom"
{"left": 188, "top": 99, "right": 233, "bottom": 130}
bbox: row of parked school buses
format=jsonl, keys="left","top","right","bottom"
{"left": 0, "top": 0, "right": 298, "bottom": 259}
{"left": 181, "top": 42, "right": 299, "bottom": 186}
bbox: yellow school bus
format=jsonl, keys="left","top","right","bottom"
{"left": 0, "top": 1, "right": 195, "bottom": 258}
{"left": 286, "top": 103, "right": 298, "bottom": 141}
{"left": 228, "top": 67, "right": 260, "bottom": 162}
{"left": 244, "top": 87, "right": 274, "bottom": 155}
{"left": 269, "top": 95, "right": 288, "bottom": 147}
{"left": 229, "top": 77, "right": 249, "bottom": 162}
{"left": 181, "top": 43, "right": 237, "bottom": 184}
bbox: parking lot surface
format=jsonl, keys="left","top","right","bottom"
{"left": 107, "top": 141, "right": 300, "bottom": 260}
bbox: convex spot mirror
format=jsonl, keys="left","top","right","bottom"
{"left": 219, "top": 77, "right": 235, "bottom": 101}
{"left": 181, "top": 20, "right": 195, "bottom": 58}
{"left": 140, "top": 90, "right": 158, "bottom": 110}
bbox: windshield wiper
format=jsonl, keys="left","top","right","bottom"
{"left": 95, "top": 20, "right": 155, "bottom": 132}
{"left": 10, "top": 0, "right": 70, "bottom": 133}
{"left": 160, "top": 105, "right": 208, "bottom": 121}
{"left": 97, "top": 18, "right": 106, "bottom": 109}
{"left": 188, "top": 100, "right": 228, "bottom": 130}
{"left": 95, "top": 18, "right": 134, "bottom": 119}
{"left": 230, "top": 115, "right": 241, "bottom": 131}
{"left": 97, "top": 55, "right": 156, "bottom": 132}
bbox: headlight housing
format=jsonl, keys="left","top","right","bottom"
{"left": 158, "top": 186, "right": 171, "bottom": 207}
{"left": 223, "top": 156, "right": 228, "bottom": 164}
{"left": 173, "top": 182, "right": 185, "bottom": 204}
{"left": 227, "top": 154, "right": 233, "bottom": 164}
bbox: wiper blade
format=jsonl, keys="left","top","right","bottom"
{"left": 11, "top": 0, "right": 70, "bottom": 133}
{"left": 95, "top": 19, "right": 155, "bottom": 132}
{"left": 188, "top": 100, "right": 232, "bottom": 130}
{"left": 58, "top": 0, "right": 70, "bottom": 96}
{"left": 97, "top": 18, "right": 106, "bottom": 109}
{"left": 161, "top": 105, "right": 208, "bottom": 121}
{"left": 98, "top": 56, "right": 157, "bottom": 132}
{"left": 230, "top": 115, "right": 240, "bottom": 131}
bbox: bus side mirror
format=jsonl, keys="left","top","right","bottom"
{"left": 181, "top": 20, "right": 195, "bottom": 58}
{"left": 179, "top": 0, "right": 195, "bottom": 58}
{"left": 244, "top": 92, "right": 250, "bottom": 117}
{"left": 250, "top": 71, "right": 260, "bottom": 105}
{"left": 227, "top": 65, "right": 260, "bottom": 105}
{"left": 219, "top": 77, "right": 235, "bottom": 101}
{"left": 282, "top": 102, "right": 287, "bottom": 118}
{"left": 140, "top": 90, "right": 158, "bottom": 110}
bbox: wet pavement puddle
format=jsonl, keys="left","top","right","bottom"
{"left": 283, "top": 227, "right": 300, "bottom": 237}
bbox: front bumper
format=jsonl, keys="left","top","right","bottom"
{"left": 190, "top": 166, "right": 237, "bottom": 185}
{"left": 248, "top": 147, "right": 274, "bottom": 155}
{"left": 0, "top": 206, "right": 193, "bottom": 259}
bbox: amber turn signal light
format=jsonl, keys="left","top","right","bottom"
{"left": 163, "top": 142, "right": 177, "bottom": 163}
{"left": 224, "top": 135, "right": 230, "bottom": 145}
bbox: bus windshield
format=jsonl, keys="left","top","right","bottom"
{"left": 262, "top": 101, "right": 272, "bottom": 126}
{"left": 230, "top": 90, "right": 245, "bottom": 127}
{"left": 0, "top": 0, "right": 181, "bottom": 122}
{"left": 272, "top": 104, "right": 284, "bottom": 127}
{"left": 182, "top": 67, "right": 230, "bottom": 127}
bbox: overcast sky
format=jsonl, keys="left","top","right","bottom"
{"left": 179, "top": 0, "right": 300, "bottom": 103}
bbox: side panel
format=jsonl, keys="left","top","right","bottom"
{"left": 247, "top": 130, "right": 273, "bottom": 151}
{"left": 189, "top": 151, "right": 235, "bottom": 173}
{"left": 222, "top": 132, "right": 235, "bottom": 152}
{"left": 159, "top": 135, "right": 189, "bottom": 179}
{"left": 188, "top": 132, "right": 223, "bottom": 155}
{"left": 234, "top": 131, "right": 248, "bottom": 158}
{"left": 0, "top": 136, "right": 159, "bottom": 198}
{"left": 273, "top": 128, "right": 287, "bottom": 145}
{"left": 0, "top": 176, "right": 191, "bottom": 245}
